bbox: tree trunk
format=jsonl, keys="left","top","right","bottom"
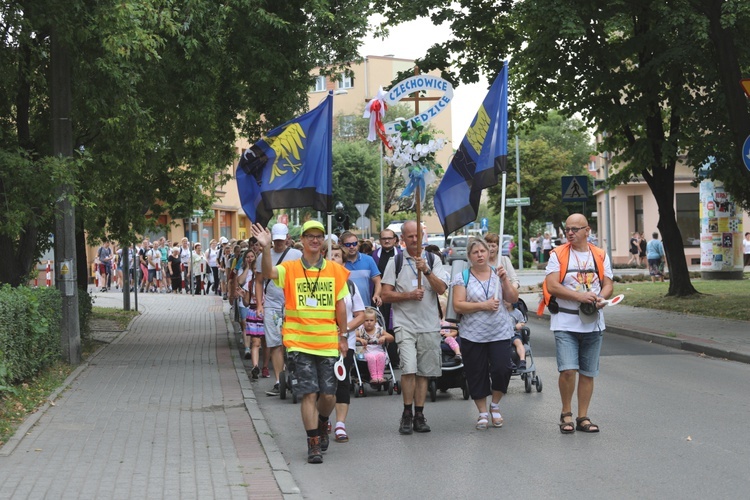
{"left": 644, "top": 165, "right": 699, "bottom": 297}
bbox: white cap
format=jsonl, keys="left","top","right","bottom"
{"left": 219, "top": 236, "right": 228, "bottom": 244}
{"left": 271, "top": 223, "right": 289, "bottom": 240}
{"left": 326, "top": 234, "right": 339, "bottom": 244}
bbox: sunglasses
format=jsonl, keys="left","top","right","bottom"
{"left": 342, "top": 241, "right": 358, "bottom": 248}
{"left": 564, "top": 226, "right": 588, "bottom": 234}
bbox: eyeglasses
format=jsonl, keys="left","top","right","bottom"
{"left": 564, "top": 226, "right": 588, "bottom": 234}
{"left": 342, "top": 241, "right": 358, "bottom": 248}
{"left": 303, "top": 234, "right": 325, "bottom": 241}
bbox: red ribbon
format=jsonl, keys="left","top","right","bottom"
{"left": 369, "top": 99, "right": 392, "bottom": 150}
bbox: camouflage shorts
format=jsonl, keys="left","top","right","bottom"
{"left": 289, "top": 351, "right": 337, "bottom": 397}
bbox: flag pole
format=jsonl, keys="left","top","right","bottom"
{"left": 496, "top": 171, "right": 507, "bottom": 299}
{"left": 416, "top": 183, "right": 423, "bottom": 289}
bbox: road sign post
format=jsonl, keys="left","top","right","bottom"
{"left": 561, "top": 176, "right": 589, "bottom": 202}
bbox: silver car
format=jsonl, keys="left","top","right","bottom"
{"left": 446, "top": 236, "right": 469, "bottom": 263}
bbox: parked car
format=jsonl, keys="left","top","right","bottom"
{"left": 446, "top": 236, "right": 469, "bottom": 263}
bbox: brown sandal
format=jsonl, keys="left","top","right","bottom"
{"left": 575, "top": 416, "right": 600, "bottom": 433}
{"left": 559, "top": 412, "right": 574, "bottom": 434}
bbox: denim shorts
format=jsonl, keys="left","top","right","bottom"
{"left": 554, "top": 330, "right": 603, "bottom": 378}
{"left": 289, "top": 351, "right": 337, "bottom": 397}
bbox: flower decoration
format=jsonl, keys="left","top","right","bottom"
{"left": 384, "top": 119, "right": 446, "bottom": 205}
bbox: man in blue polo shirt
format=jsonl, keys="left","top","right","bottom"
{"left": 340, "top": 231, "right": 382, "bottom": 308}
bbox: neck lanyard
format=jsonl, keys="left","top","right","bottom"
{"left": 301, "top": 258, "right": 323, "bottom": 298}
{"left": 470, "top": 270, "right": 492, "bottom": 299}
{"left": 405, "top": 252, "right": 422, "bottom": 277}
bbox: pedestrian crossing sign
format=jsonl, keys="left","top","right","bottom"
{"left": 561, "top": 176, "right": 589, "bottom": 202}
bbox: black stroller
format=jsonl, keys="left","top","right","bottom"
{"left": 428, "top": 325, "right": 470, "bottom": 402}
{"left": 278, "top": 348, "right": 298, "bottom": 403}
{"left": 511, "top": 299, "right": 542, "bottom": 393}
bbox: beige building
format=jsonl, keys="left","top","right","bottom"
{"left": 587, "top": 153, "right": 749, "bottom": 266}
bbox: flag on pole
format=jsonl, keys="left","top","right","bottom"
{"left": 236, "top": 92, "right": 334, "bottom": 227}
{"left": 434, "top": 62, "right": 509, "bottom": 236}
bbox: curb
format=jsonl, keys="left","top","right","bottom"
{"left": 535, "top": 312, "right": 750, "bottom": 365}
{"left": 222, "top": 309, "right": 303, "bottom": 500}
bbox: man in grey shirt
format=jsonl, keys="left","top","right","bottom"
{"left": 255, "top": 223, "right": 302, "bottom": 395}
{"left": 381, "top": 221, "right": 448, "bottom": 435}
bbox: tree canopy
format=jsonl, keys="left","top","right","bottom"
{"left": 1, "top": 0, "right": 371, "bottom": 286}
{"left": 376, "top": 0, "right": 750, "bottom": 295}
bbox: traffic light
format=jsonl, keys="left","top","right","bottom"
{"left": 333, "top": 202, "right": 349, "bottom": 235}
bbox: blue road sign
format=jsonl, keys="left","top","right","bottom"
{"left": 561, "top": 175, "right": 589, "bottom": 202}
{"left": 481, "top": 217, "right": 488, "bottom": 229}
{"left": 742, "top": 135, "right": 750, "bottom": 172}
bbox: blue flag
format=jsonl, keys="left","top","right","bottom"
{"left": 236, "top": 93, "right": 333, "bottom": 227}
{"left": 434, "top": 62, "right": 508, "bottom": 236}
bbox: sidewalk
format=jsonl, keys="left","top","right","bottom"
{"left": 520, "top": 292, "right": 750, "bottom": 364}
{"left": 0, "top": 291, "right": 294, "bottom": 499}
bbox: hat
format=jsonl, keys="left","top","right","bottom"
{"left": 326, "top": 234, "right": 339, "bottom": 244}
{"left": 301, "top": 220, "right": 325, "bottom": 235}
{"left": 219, "top": 236, "right": 228, "bottom": 244}
{"left": 271, "top": 223, "right": 289, "bottom": 240}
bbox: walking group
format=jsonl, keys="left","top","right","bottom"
{"left": 235, "top": 211, "right": 612, "bottom": 465}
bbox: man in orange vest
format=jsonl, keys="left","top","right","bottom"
{"left": 252, "top": 220, "right": 350, "bottom": 464}
{"left": 542, "top": 213, "right": 613, "bottom": 435}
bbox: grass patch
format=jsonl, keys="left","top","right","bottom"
{"left": 615, "top": 278, "right": 750, "bottom": 321}
{"left": 91, "top": 307, "right": 138, "bottom": 330}
{"left": 0, "top": 307, "right": 136, "bottom": 446}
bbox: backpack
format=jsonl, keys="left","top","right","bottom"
{"left": 536, "top": 242, "right": 606, "bottom": 316}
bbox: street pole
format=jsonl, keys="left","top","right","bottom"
{"left": 51, "top": 30, "right": 80, "bottom": 364}
{"left": 604, "top": 153, "right": 613, "bottom": 259}
{"left": 515, "top": 136, "right": 523, "bottom": 270}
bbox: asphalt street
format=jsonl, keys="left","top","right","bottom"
{"left": 247, "top": 316, "right": 750, "bottom": 499}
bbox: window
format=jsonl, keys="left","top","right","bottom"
{"left": 312, "top": 75, "right": 326, "bottom": 92}
{"left": 676, "top": 193, "right": 699, "bottom": 247}
{"left": 633, "top": 195, "right": 643, "bottom": 234}
{"left": 338, "top": 74, "right": 353, "bottom": 89}
{"left": 338, "top": 115, "right": 355, "bottom": 138}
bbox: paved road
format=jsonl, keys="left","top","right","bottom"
{"left": 247, "top": 316, "right": 750, "bottom": 499}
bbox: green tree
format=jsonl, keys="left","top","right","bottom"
{"left": 376, "top": 0, "right": 750, "bottom": 296}
{"left": 1, "top": 0, "right": 372, "bottom": 286}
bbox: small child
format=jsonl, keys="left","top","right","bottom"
{"left": 506, "top": 301, "right": 527, "bottom": 370}
{"left": 438, "top": 295, "right": 462, "bottom": 363}
{"left": 355, "top": 309, "right": 393, "bottom": 384}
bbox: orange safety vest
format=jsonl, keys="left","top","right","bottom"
{"left": 537, "top": 242, "right": 606, "bottom": 317}
{"left": 277, "top": 259, "right": 350, "bottom": 356}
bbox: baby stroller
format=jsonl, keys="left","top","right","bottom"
{"left": 278, "top": 348, "right": 299, "bottom": 403}
{"left": 352, "top": 307, "right": 400, "bottom": 397}
{"left": 428, "top": 325, "right": 470, "bottom": 402}
{"left": 511, "top": 299, "right": 542, "bottom": 393}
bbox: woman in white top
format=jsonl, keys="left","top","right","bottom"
{"left": 191, "top": 243, "right": 208, "bottom": 294}
{"left": 542, "top": 232, "right": 553, "bottom": 262}
{"left": 206, "top": 239, "right": 221, "bottom": 294}
{"left": 484, "top": 233, "right": 520, "bottom": 289}
{"left": 744, "top": 232, "right": 750, "bottom": 268}
{"left": 452, "top": 237, "right": 518, "bottom": 430}
{"left": 328, "top": 245, "right": 366, "bottom": 443}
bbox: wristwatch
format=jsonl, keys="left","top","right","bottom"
{"left": 423, "top": 269, "right": 432, "bottom": 276}
{"left": 340, "top": 331, "right": 349, "bottom": 338}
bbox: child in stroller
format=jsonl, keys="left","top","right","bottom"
{"left": 352, "top": 308, "right": 397, "bottom": 396}
{"left": 506, "top": 298, "right": 542, "bottom": 393}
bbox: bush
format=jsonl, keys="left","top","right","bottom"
{"left": 0, "top": 285, "right": 62, "bottom": 386}
{"left": 510, "top": 246, "right": 534, "bottom": 269}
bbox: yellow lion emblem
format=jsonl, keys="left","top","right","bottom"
{"left": 465, "top": 105, "right": 490, "bottom": 155}
{"left": 267, "top": 123, "right": 306, "bottom": 183}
